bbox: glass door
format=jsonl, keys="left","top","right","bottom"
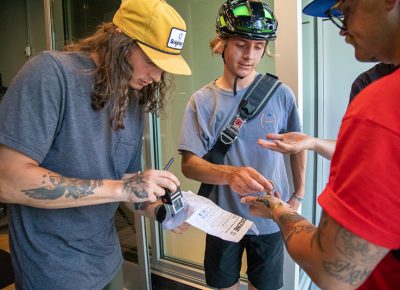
{"left": 0, "top": 0, "right": 48, "bottom": 87}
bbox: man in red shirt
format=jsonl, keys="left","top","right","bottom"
{"left": 241, "top": 0, "right": 400, "bottom": 289}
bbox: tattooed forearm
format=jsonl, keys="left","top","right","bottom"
{"left": 275, "top": 212, "right": 316, "bottom": 245}
{"left": 323, "top": 259, "right": 371, "bottom": 286}
{"left": 276, "top": 211, "right": 307, "bottom": 225}
{"left": 285, "top": 224, "right": 315, "bottom": 245}
{"left": 22, "top": 172, "right": 103, "bottom": 200}
{"left": 122, "top": 174, "right": 149, "bottom": 200}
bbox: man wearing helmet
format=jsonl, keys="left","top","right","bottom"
{"left": 178, "top": 1, "right": 306, "bottom": 289}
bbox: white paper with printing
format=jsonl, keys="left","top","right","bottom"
{"left": 163, "top": 191, "right": 258, "bottom": 242}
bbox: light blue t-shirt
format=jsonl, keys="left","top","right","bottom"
{"left": 0, "top": 51, "right": 144, "bottom": 289}
{"left": 179, "top": 78, "right": 302, "bottom": 235}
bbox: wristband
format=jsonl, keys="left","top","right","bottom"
{"left": 271, "top": 202, "right": 284, "bottom": 222}
{"left": 154, "top": 204, "right": 167, "bottom": 224}
{"left": 290, "top": 193, "right": 303, "bottom": 202}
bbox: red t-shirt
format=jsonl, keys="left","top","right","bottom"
{"left": 319, "top": 68, "right": 400, "bottom": 289}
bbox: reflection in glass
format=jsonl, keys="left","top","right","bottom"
{"left": 51, "top": 0, "right": 120, "bottom": 50}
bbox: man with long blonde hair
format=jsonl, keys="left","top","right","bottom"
{"left": 0, "top": 0, "right": 190, "bottom": 289}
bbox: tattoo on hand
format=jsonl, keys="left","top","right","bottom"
{"left": 122, "top": 174, "right": 149, "bottom": 200}
{"left": 23, "top": 173, "right": 103, "bottom": 200}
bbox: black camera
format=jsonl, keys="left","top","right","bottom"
{"left": 133, "top": 186, "right": 184, "bottom": 216}
{"left": 161, "top": 186, "right": 184, "bottom": 215}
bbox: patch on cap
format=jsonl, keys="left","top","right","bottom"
{"left": 167, "top": 28, "right": 186, "bottom": 50}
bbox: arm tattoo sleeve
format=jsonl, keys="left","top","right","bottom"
{"left": 22, "top": 172, "right": 103, "bottom": 200}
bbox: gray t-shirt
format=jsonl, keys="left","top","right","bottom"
{"left": 179, "top": 79, "right": 301, "bottom": 235}
{"left": 0, "top": 51, "right": 144, "bottom": 289}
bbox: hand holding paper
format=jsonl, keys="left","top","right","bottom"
{"left": 163, "top": 191, "right": 258, "bottom": 242}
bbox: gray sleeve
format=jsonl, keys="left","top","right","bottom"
{"left": 178, "top": 97, "right": 208, "bottom": 157}
{"left": 0, "top": 53, "right": 64, "bottom": 163}
{"left": 178, "top": 96, "right": 214, "bottom": 158}
{"left": 280, "top": 85, "right": 302, "bottom": 133}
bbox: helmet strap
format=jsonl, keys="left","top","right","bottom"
{"left": 233, "top": 75, "right": 244, "bottom": 96}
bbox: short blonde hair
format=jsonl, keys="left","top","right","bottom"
{"left": 209, "top": 34, "right": 227, "bottom": 55}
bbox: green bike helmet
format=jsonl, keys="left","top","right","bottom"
{"left": 216, "top": 0, "right": 278, "bottom": 40}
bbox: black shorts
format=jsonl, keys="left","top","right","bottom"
{"left": 204, "top": 232, "right": 283, "bottom": 290}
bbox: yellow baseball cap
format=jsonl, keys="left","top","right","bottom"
{"left": 113, "top": 0, "right": 191, "bottom": 75}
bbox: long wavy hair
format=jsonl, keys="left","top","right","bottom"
{"left": 64, "top": 23, "right": 173, "bottom": 130}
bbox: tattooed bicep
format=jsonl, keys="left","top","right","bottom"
{"left": 320, "top": 212, "right": 389, "bottom": 287}
{"left": 334, "top": 222, "right": 388, "bottom": 264}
